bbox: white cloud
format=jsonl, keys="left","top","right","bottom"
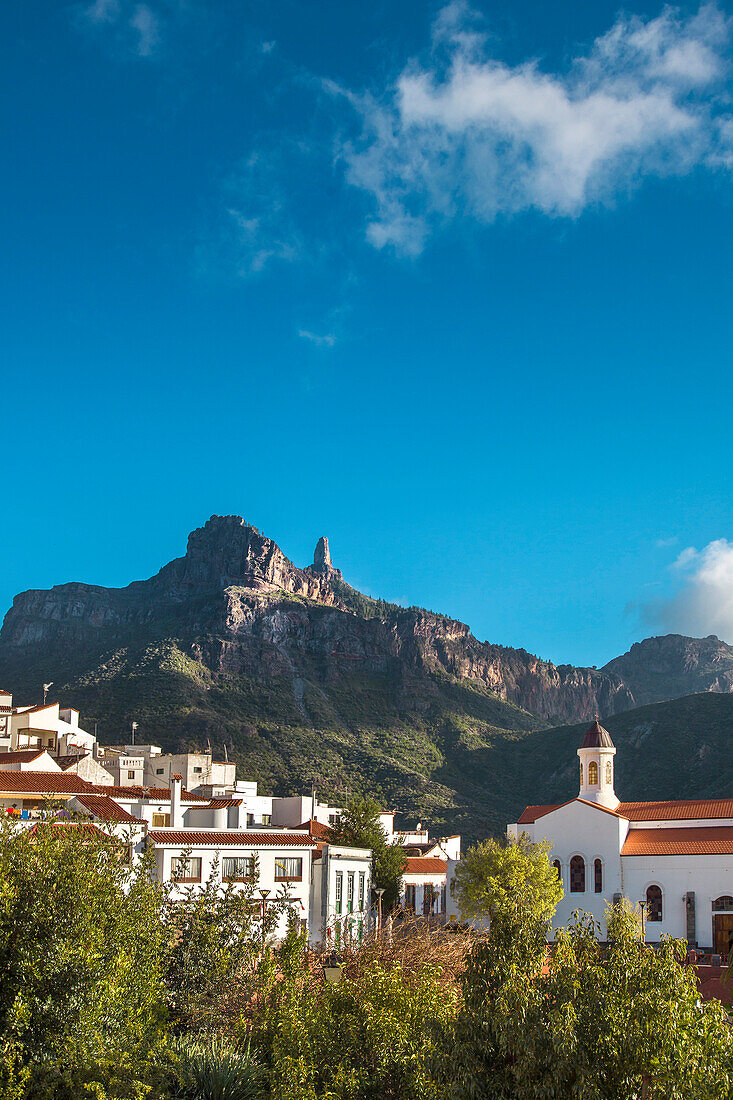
{"left": 297, "top": 329, "right": 337, "bottom": 348}
{"left": 644, "top": 538, "right": 733, "bottom": 641}
{"left": 130, "top": 4, "right": 159, "bottom": 57}
{"left": 335, "top": 3, "right": 733, "bottom": 254}
{"left": 81, "top": 0, "right": 161, "bottom": 57}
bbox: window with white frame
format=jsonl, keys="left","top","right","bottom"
{"left": 347, "top": 872, "right": 355, "bottom": 912}
{"left": 359, "top": 871, "right": 365, "bottom": 910}
{"left": 335, "top": 871, "right": 343, "bottom": 914}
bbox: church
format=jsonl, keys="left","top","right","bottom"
{"left": 508, "top": 720, "right": 733, "bottom": 954}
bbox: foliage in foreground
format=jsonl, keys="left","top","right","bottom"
{"left": 446, "top": 900, "right": 733, "bottom": 1099}
{"left": 160, "top": 1036, "right": 266, "bottom": 1100}
{"left": 452, "top": 832, "right": 563, "bottom": 925}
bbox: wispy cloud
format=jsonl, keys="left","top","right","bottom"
{"left": 297, "top": 329, "right": 337, "bottom": 348}
{"left": 642, "top": 538, "right": 733, "bottom": 641}
{"left": 81, "top": 0, "right": 161, "bottom": 57}
{"left": 332, "top": 2, "right": 733, "bottom": 255}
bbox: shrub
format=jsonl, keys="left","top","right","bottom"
{"left": 163, "top": 1036, "right": 266, "bottom": 1100}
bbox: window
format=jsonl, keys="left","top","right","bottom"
{"left": 552, "top": 859, "right": 561, "bottom": 879}
{"left": 404, "top": 884, "right": 416, "bottom": 911}
{"left": 47, "top": 738, "right": 54, "bottom": 747}
{"left": 156, "top": 767, "right": 164, "bottom": 775}
{"left": 193, "top": 767, "right": 202, "bottom": 774}
{"left": 588, "top": 761, "right": 598, "bottom": 786}
{"left": 358, "top": 872, "right": 365, "bottom": 910}
{"left": 579, "top": 763, "right": 583, "bottom": 785}
{"left": 275, "top": 856, "right": 303, "bottom": 881}
{"left": 570, "top": 856, "right": 586, "bottom": 893}
{"left": 646, "top": 885, "right": 663, "bottom": 922}
{"left": 222, "top": 856, "right": 254, "bottom": 881}
{"left": 329, "top": 813, "right": 340, "bottom": 826}
{"left": 152, "top": 812, "right": 170, "bottom": 827}
{"left": 423, "top": 884, "right": 435, "bottom": 915}
{"left": 246, "top": 813, "right": 255, "bottom": 826}
{"left": 347, "top": 872, "right": 355, "bottom": 913}
{"left": 605, "top": 761, "right": 612, "bottom": 785}
{"left": 127, "top": 770, "right": 136, "bottom": 780}
{"left": 594, "top": 858, "right": 603, "bottom": 893}
{"left": 174, "top": 856, "right": 202, "bottom": 883}
{"left": 335, "top": 871, "right": 343, "bottom": 914}
{"left": 713, "top": 896, "right": 733, "bottom": 912}
{"left": 261, "top": 814, "right": 271, "bottom": 825}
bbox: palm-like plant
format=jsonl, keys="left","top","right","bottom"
{"left": 166, "top": 1036, "right": 266, "bottom": 1100}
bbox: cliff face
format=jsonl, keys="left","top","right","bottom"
{"left": 0, "top": 515, "right": 629, "bottom": 725}
{"left": 602, "top": 633, "right": 733, "bottom": 708}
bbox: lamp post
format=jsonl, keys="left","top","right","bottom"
{"left": 375, "top": 887, "right": 385, "bottom": 936}
{"left": 322, "top": 951, "right": 344, "bottom": 985}
{"left": 638, "top": 900, "right": 646, "bottom": 943}
{"left": 259, "top": 888, "right": 271, "bottom": 949}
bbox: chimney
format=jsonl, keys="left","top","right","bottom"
{"left": 171, "top": 774, "right": 184, "bottom": 829}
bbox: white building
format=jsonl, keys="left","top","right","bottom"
{"left": 501, "top": 720, "right": 733, "bottom": 954}
{"left": 0, "top": 690, "right": 12, "bottom": 748}
{"left": 392, "top": 825, "right": 461, "bottom": 918}
{"left": 9, "top": 703, "right": 97, "bottom": 757}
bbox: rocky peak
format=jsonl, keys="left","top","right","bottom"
{"left": 309, "top": 535, "right": 342, "bottom": 580}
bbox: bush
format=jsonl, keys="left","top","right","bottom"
{"left": 163, "top": 1036, "right": 266, "bottom": 1100}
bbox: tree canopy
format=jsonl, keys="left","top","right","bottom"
{"left": 452, "top": 832, "right": 563, "bottom": 927}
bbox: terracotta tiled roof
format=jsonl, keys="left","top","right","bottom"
{"left": 208, "top": 798, "right": 243, "bottom": 808}
{"left": 90, "top": 784, "right": 208, "bottom": 802}
{"left": 617, "top": 800, "right": 733, "bottom": 821}
{"left": 73, "top": 794, "right": 141, "bottom": 824}
{"left": 622, "top": 827, "right": 733, "bottom": 856}
{"left": 517, "top": 804, "right": 561, "bottom": 824}
{"left": 0, "top": 689, "right": 11, "bottom": 696}
{"left": 0, "top": 749, "right": 48, "bottom": 764}
{"left": 297, "top": 818, "right": 334, "bottom": 840}
{"left": 146, "top": 830, "right": 317, "bottom": 846}
{"left": 0, "top": 771, "right": 93, "bottom": 794}
{"left": 405, "top": 857, "right": 448, "bottom": 875}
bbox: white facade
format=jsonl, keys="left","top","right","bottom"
{"left": 504, "top": 720, "right": 733, "bottom": 951}
{"left": 310, "top": 843, "right": 372, "bottom": 946}
{"left": 10, "top": 703, "right": 96, "bottom": 756}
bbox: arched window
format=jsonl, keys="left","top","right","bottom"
{"left": 552, "top": 859, "right": 561, "bottom": 879}
{"left": 570, "top": 855, "right": 586, "bottom": 893}
{"left": 594, "top": 858, "right": 603, "bottom": 893}
{"left": 646, "top": 885, "right": 663, "bottom": 922}
{"left": 579, "top": 762, "right": 584, "bottom": 785}
{"left": 588, "top": 761, "right": 598, "bottom": 786}
{"left": 605, "top": 761, "right": 612, "bottom": 785}
{"left": 713, "top": 896, "right": 733, "bottom": 912}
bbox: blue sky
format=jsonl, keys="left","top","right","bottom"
{"left": 2, "top": 0, "right": 733, "bottom": 667}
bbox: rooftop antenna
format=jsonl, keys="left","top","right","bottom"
{"left": 43, "top": 682, "right": 53, "bottom": 705}
{"left": 131, "top": 720, "right": 138, "bottom": 746}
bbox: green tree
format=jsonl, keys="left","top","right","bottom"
{"left": 330, "top": 795, "right": 406, "bottom": 911}
{"left": 445, "top": 901, "right": 733, "bottom": 1100}
{"left": 452, "top": 832, "right": 563, "bottom": 927}
{"left": 0, "top": 817, "right": 166, "bottom": 1099}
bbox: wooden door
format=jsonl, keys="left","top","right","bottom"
{"left": 714, "top": 914, "right": 733, "bottom": 958}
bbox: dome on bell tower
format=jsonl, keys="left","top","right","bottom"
{"left": 577, "top": 716, "right": 619, "bottom": 810}
{"left": 580, "top": 720, "right": 615, "bottom": 750}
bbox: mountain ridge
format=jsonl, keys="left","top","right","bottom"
{"left": 2, "top": 514, "right": 733, "bottom": 837}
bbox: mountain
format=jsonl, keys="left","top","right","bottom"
{"left": 601, "top": 634, "right": 733, "bottom": 707}
{"left": 1, "top": 514, "right": 732, "bottom": 838}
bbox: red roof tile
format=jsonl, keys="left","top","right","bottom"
{"left": 297, "top": 818, "right": 334, "bottom": 840}
{"left": 0, "top": 749, "right": 48, "bottom": 764}
{"left": 0, "top": 771, "right": 93, "bottom": 794}
{"left": 405, "top": 857, "right": 448, "bottom": 874}
{"left": 617, "top": 800, "right": 733, "bottom": 821}
{"left": 208, "top": 798, "right": 243, "bottom": 808}
{"left": 622, "top": 826, "right": 733, "bottom": 856}
{"left": 517, "top": 804, "right": 561, "bottom": 824}
{"left": 146, "top": 830, "right": 317, "bottom": 846}
{"left": 73, "top": 794, "right": 141, "bottom": 824}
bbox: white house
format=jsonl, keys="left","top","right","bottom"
{"left": 393, "top": 826, "right": 461, "bottom": 918}
{"left": 501, "top": 720, "right": 733, "bottom": 954}
{"left": 0, "top": 690, "right": 12, "bottom": 749}
{"left": 310, "top": 842, "right": 372, "bottom": 947}
{"left": 10, "top": 703, "right": 97, "bottom": 756}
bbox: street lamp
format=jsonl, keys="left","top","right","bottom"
{"left": 375, "top": 887, "right": 385, "bottom": 935}
{"left": 259, "top": 888, "right": 271, "bottom": 948}
{"left": 322, "top": 951, "right": 344, "bottom": 984}
{"left": 638, "top": 900, "right": 646, "bottom": 943}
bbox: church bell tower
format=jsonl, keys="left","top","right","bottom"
{"left": 577, "top": 718, "right": 619, "bottom": 810}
